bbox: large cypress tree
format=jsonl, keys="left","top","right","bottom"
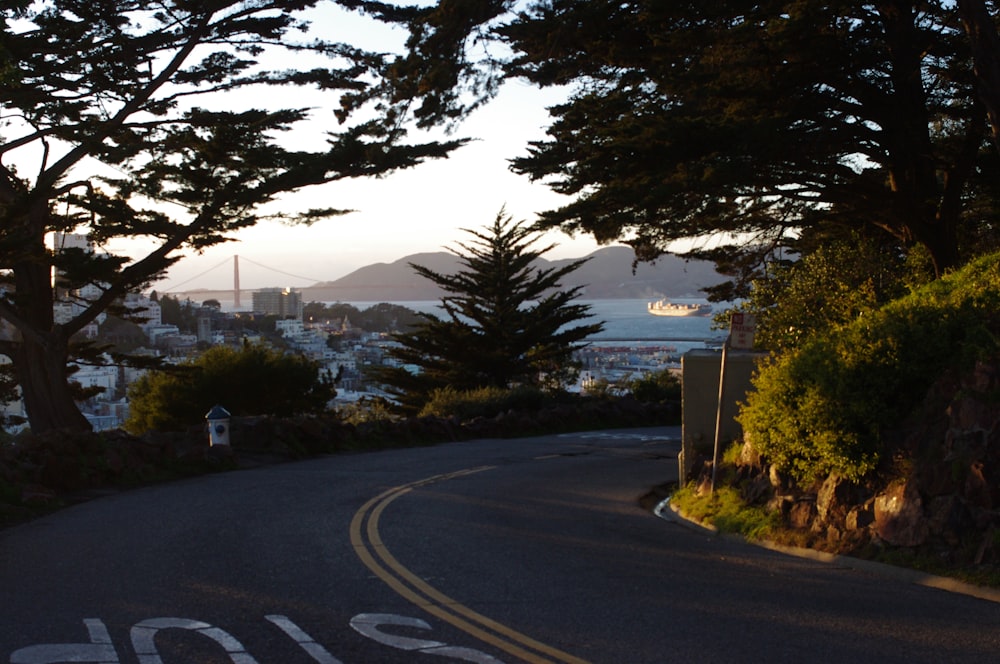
{"left": 382, "top": 1, "right": 1000, "bottom": 281}
{"left": 371, "top": 210, "right": 603, "bottom": 414}
{"left": 0, "top": 0, "right": 464, "bottom": 433}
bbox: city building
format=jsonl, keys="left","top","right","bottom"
{"left": 252, "top": 287, "right": 303, "bottom": 320}
{"left": 51, "top": 233, "right": 108, "bottom": 329}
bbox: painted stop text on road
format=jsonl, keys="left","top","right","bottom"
{"left": 8, "top": 613, "right": 502, "bottom": 664}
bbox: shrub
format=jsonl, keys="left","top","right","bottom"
{"left": 628, "top": 369, "right": 681, "bottom": 403}
{"left": 739, "top": 251, "right": 1000, "bottom": 483}
{"left": 418, "top": 385, "right": 547, "bottom": 420}
{"left": 336, "top": 396, "right": 401, "bottom": 425}
{"left": 125, "top": 343, "right": 336, "bottom": 434}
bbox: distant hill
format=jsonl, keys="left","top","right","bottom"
{"left": 301, "top": 246, "right": 724, "bottom": 302}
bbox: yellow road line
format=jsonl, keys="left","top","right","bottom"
{"left": 350, "top": 467, "right": 591, "bottom": 664}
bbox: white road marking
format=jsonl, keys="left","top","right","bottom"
{"left": 349, "top": 613, "right": 503, "bottom": 663}
{"left": 130, "top": 618, "right": 258, "bottom": 664}
{"left": 8, "top": 612, "right": 504, "bottom": 663}
{"left": 9, "top": 619, "right": 119, "bottom": 664}
{"left": 265, "top": 615, "right": 345, "bottom": 664}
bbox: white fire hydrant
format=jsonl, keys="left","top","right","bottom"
{"left": 205, "top": 405, "right": 231, "bottom": 446}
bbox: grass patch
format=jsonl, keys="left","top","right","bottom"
{"left": 671, "top": 483, "right": 780, "bottom": 540}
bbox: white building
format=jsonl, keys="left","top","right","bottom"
{"left": 145, "top": 324, "right": 181, "bottom": 345}
{"left": 124, "top": 293, "right": 161, "bottom": 326}
{"left": 275, "top": 319, "right": 305, "bottom": 337}
{"left": 72, "top": 361, "right": 118, "bottom": 394}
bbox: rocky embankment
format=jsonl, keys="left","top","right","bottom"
{"left": 704, "top": 358, "right": 1000, "bottom": 566}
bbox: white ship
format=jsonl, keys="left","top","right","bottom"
{"left": 647, "top": 299, "right": 713, "bottom": 317}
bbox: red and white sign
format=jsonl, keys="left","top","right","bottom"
{"left": 729, "top": 313, "right": 756, "bottom": 350}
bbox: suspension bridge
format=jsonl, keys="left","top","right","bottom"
{"left": 160, "top": 255, "right": 325, "bottom": 308}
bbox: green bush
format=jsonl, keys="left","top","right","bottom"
{"left": 125, "top": 343, "right": 336, "bottom": 434}
{"left": 739, "top": 252, "right": 1000, "bottom": 483}
{"left": 628, "top": 369, "right": 681, "bottom": 403}
{"left": 418, "top": 385, "right": 548, "bottom": 420}
{"left": 336, "top": 396, "right": 401, "bottom": 425}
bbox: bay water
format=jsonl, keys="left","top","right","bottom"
{"left": 346, "top": 298, "right": 726, "bottom": 353}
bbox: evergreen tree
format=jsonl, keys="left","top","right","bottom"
{"left": 0, "top": 1, "right": 464, "bottom": 433}
{"left": 383, "top": 1, "right": 1000, "bottom": 281}
{"left": 370, "top": 210, "right": 603, "bottom": 414}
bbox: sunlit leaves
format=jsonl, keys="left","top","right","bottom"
{"left": 739, "top": 249, "right": 1000, "bottom": 483}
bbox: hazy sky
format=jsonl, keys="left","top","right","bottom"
{"left": 152, "top": 82, "right": 606, "bottom": 293}
{"left": 136, "top": 5, "right": 609, "bottom": 294}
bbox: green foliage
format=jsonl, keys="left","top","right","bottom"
{"left": 97, "top": 316, "right": 148, "bottom": 355}
{"left": 125, "top": 343, "right": 335, "bottom": 434}
{"left": 157, "top": 296, "right": 186, "bottom": 329}
{"left": 336, "top": 396, "right": 401, "bottom": 426}
{"left": 581, "top": 377, "right": 614, "bottom": 399}
{"left": 370, "top": 209, "right": 603, "bottom": 414}
{"left": 627, "top": 369, "right": 681, "bottom": 403}
{"left": 670, "top": 484, "right": 780, "bottom": 541}
{"left": 743, "top": 231, "right": 925, "bottom": 352}
{"left": 739, "top": 251, "right": 1000, "bottom": 484}
{"left": 303, "top": 302, "right": 421, "bottom": 333}
{"left": 390, "top": 2, "right": 1000, "bottom": 286}
{"left": 419, "top": 385, "right": 547, "bottom": 420}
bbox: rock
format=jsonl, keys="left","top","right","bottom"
{"left": 788, "top": 499, "right": 816, "bottom": 529}
{"left": 738, "top": 440, "right": 762, "bottom": 469}
{"left": 768, "top": 464, "right": 792, "bottom": 496}
{"left": 949, "top": 393, "right": 1000, "bottom": 432}
{"left": 741, "top": 474, "right": 772, "bottom": 505}
{"left": 816, "top": 474, "right": 854, "bottom": 526}
{"left": 696, "top": 468, "right": 714, "bottom": 496}
{"left": 846, "top": 501, "right": 875, "bottom": 531}
{"left": 205, "top": 444, "right": 236, "bottom": 467}
{"left": 874, "top": 480, "right": 928, "bottom": 547}
{"left": 916, "top": 456, "right": 959, "bottom": 498}
{"left": 926, "top": 494, "right": 974, "bottom": 546}
{"left": 19, "top": 484, "right": 56, "bottom": 506}
{"left": 964, "top": 461, "right": 993, "bottom": 509}
{"left": 969, "top": 358, "right": 1000, "bottom": 395}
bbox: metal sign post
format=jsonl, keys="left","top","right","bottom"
{"left": 710, "top": 313, "right": 755, "bottom": 493}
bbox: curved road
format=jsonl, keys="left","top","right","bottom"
{"left": 0, "top": 427, "right": 997, "bottom": 663}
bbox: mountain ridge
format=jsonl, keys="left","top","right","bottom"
{"left": 176, "top": 246, "right": 725, "bottom": 302}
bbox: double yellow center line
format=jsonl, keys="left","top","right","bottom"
{"left": 349, "top": 466, "right": 591, "bottom": 664}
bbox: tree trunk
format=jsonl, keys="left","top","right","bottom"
{"left": 958, "top": 0, "right": 1000, "bottom": 153}
{"left": 14, "top": 333, "right": 92, "bottom": 434}
{"left": 879, "top": 3, "right": 962, "bottom": 278}
{"left": 924, "top": 233, "right": 961, "bottom": 278}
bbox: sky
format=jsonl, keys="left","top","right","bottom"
{"left": 134, "top": 5, "right": 609, "bottom": 295}
{"left": 151, "top": 82, "right": 606, "bottom": 294}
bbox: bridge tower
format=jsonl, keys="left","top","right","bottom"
{"left": 233, "top": 255, "right": 241, "bottom": 310}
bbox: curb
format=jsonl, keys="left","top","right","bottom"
{"left": 654, "top": 496, "right": 1000, "bottom": 605}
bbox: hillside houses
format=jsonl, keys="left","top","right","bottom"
{"left": 15, "top": 290, "right": 394, "bottom": 432}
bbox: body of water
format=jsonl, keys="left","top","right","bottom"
{"left": 343, "top": 298, "right": 726, "bottom": 351}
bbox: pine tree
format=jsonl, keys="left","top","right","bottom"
{"left": 371, "top": 210, "right": 603, "bottom": 414}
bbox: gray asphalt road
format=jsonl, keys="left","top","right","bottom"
{"left": 0, "top": 427, "right": 997, "bottom": 663}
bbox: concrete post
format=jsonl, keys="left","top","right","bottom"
{"left": 680, "top": 349, "right": 767, "bottom": 482}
